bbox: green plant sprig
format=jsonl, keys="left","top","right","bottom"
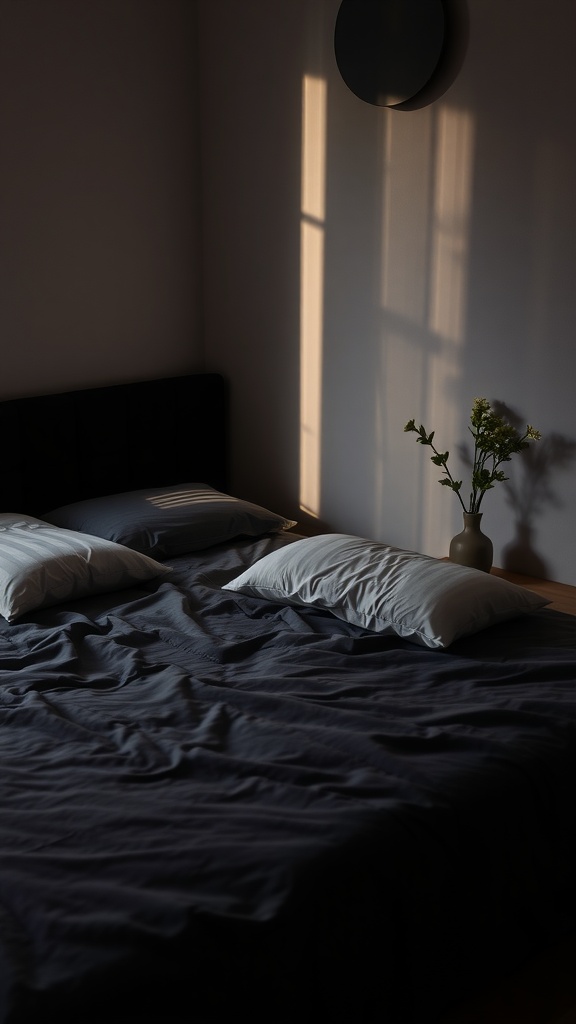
{"left": 404, "top": 397, "right": 541, "bottom": 515}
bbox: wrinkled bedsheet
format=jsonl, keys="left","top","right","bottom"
{"left": 0, "top": 534, "right": 575, "bottom": 1024}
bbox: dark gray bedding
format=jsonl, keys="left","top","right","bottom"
{"left": 0, "top": 532, "right": 575, "bottom": 1024}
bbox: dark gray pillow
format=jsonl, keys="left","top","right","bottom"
{"left": 44, "top": 484, "right": 296, "bottom": 559}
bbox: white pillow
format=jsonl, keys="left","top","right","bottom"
{"left": 0, "top": 514, "right": 172, "bottom": 622}
{"left": 222, "top": 533, "right": 549, "bottom": 649}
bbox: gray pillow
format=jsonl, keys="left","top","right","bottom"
{"left": 0, "top": 514, "right": 171, "bottom": 622}
{"left": 223, "top": 533, "right": 549, "bottom": 649}
{"left": 44, "top": 484, "right": 296, "bottom": 559}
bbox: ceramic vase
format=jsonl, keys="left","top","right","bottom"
{"left": 449, "top": 512, "right": 493, "bottom": 573}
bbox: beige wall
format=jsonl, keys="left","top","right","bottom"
{"left": 0, "top": 0, "right": 202, "bottom": 398}
{"left": 2, "top": 0, "right": 575, "bottom": 584}
{"left": 197, "top": 0, "right": 576, "bottom": 585}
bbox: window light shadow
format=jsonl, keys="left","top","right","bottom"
{"left": 299, "top": 74, "right": 327, "bottom": 519}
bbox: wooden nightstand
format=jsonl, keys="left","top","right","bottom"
{"left": 490, "top": 567, "right": 576, "bottom": 617}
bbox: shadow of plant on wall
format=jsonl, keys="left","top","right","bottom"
{"left": 457, "top": 401, "right": 576, "bottom": 578}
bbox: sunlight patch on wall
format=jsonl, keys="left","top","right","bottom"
{"left": 429, "top": 106, "right": 475, "bottom": 344}
{"left": 380, "top": 110, "right": 435, "bottom": 321}
{"left": 376, "top": 103, "right": 475, "bottom": 553}
{"left": 376, "top": 108, "right": 436, "bottom": 534}
{"left": 423, "top": 104, "right": 475, "bottom": 551}
{"left": 299, "top": 74, "right": 327, "bottom": 518}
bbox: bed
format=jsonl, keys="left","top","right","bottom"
{"left": 0, "top": 372, "right": 574, "bottom": 1024}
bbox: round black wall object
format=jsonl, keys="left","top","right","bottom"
{"left": 334, "top": 0, "right": 447, "bottom": 108}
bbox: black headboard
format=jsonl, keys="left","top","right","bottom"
{"left": 1, "top": 373, "right": 228, "bottom": 517}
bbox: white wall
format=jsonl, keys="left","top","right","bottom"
{"left": 2, "top": 0, "right": 574, "bottom": 585}
{"left": 0, "top": 0, "right": 203, "bottom": 398}
{"left": 198, "top": 0, "right": 576, "bottom": 585}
